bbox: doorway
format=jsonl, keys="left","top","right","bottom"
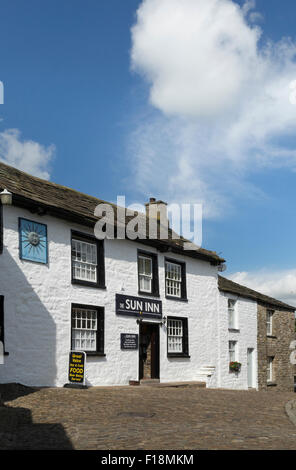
{"left": 139, "top": 323, "right": 160, "bottom": 380}
{"left": 247, "top": 348, "right": 255, "bottom": 388}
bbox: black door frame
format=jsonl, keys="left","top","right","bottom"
{"left": 138, "top": 322, "right": 160, "bottom": 380}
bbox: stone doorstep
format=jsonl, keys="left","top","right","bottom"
{"left": 137, "top": 379, "right": 206, "bottom": 388}
{"left": 140, "top": 379, "right": 160, "bottom": 386}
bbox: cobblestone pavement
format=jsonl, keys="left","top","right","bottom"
{"left": 0, "top": 384, "right": 296, "bottom": 450}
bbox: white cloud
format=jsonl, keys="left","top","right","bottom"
{"left": 131, "top": 0, "right": 261, "bottom": 118}
{"left": 0, "top": 129, "right": 55, "bottom": 180}
{"left": 129, "top": 0, "right": 296, "bottom": 217}
{"left": 229, "top": 270, "right": 296, "bottom": 307}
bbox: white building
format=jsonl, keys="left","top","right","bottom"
{"left": 218, "top": 283, "right": 258, "bottom": 390}
{"left": 218, "top": 275, "right": 295, "bottom": 392}
{"left": 0, "top": 162, "right": 294, "bottom": 390}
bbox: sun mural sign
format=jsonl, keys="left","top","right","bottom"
{"left": 19, "top": 218, "right": 48, "bottom": 264}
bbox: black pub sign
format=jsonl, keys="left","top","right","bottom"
{"left": 116, "top": 294, "right": 162, "bottom": 320}
{"left": 121, "top": 333, "right": 138, "bottom": 350}
{"left": 68, "top": 351, "right": 86, "bottom": 385}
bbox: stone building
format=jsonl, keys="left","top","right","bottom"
{"left": 0, "top": 162, "right": 224, "bottom": 388}
{"left": 0, "top": 161, "right": 294, "bottom": 391}
{"left": 218, "top": 276, "right": 295, "bottom": 392}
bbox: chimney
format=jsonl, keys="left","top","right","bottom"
{"left": 145, "top": 197, "right": 168, "bottom": 220}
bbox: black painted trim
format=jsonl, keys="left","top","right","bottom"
{"left": 71, "top": 303, "right": 105, "bottom": 355}
{"left": 71, "top": 230, "right": 105, "bottom": 289}
{"left": 85, "top": 352, "right": 106, "bottom": 357}
{"left": 137, "top": 249, "right": 159, "bottom": 297}
{"left": 0, "top": 296, "right": 4, "bottom": 345}
{"left": 0, "top": 204, "right": 3, "bottom": 255}
{"left": 168, "top": 354, "right": 191, "bottom": 359}
{"left": 166, "top": 316, "right": 189, "bottom": 358}
{"left": 0, "top": 295, "right": 8, "bottom": 355}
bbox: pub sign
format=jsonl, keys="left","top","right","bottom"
{"left": 116, "top": 294, "right": 162, "bottom": 320}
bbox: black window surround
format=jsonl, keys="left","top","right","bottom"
{"left": 137, "top": 249, "right": 159, "bottom": 297}
{"left": 71, "top": 303, "right": 105, "bottom": 357}
{"left": 0, "top": 296, "right": 9, "bottom": 356}
{"left": 167, "top": 316, "right": 190, "bottom": 358}
{"left": 0, "top": 204, "right": 3, "bottom": 255}
{"left": 164, "top": 257, "right": 187, "bottom": 301}
{"left": 71, "top": 230, "right": 105, "bottom": 289}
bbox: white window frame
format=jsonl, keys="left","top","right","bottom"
{"left": 228, "top": 299, "right": 237, "bottom": 329}
{"left": 229, "top": 340, "right": 238, "bottom": 363}
{"left": 72, "top": 238, "right": 98, "bottom": 283}
{"left": 138, "top": 255, "right": 153, "bottom": 293}
{"left": 71, "top": 307, "right": 97, "bottom": 352}
{"left": 165, "top": 261, "right": 182, "bottom": 298}
{"left": 167, "top": 318, "right": 184, "bottom": 353}
{"left": 266, "top": 310, "right": 274, "bottom": 336}
{"left": 267, "top": 356, "right": 274, "bottom": 382}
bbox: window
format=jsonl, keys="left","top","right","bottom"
{"left": 165, "top": 259, "right": 187, "bottom": 300}
{"left": 167, "top": 317, "right": 189, "bottom": 357}
{"left": 228, "top": 299, "right": 237, "bottom": 329}
{"left": 138, "top": 251, "right": 159, "bottom": 296}
{"left": 229, "top": 341, "right": 238, "bottom": 362}
{"left": 71, "top": 231, "right": 105, "bottom": 288}
{"left": 138, "top": 255, "right": 152, "bottom": 292}
{"left": 267, "top": 356, "right": 274, "bottom": 382}
{"left": 72, "top": 239, "right": 97, "bottom": 282}
{"left": 71, "top": 304, "right": 104, "bottom": 355}
{"left": 266, "top": 310, "right": 274, "bottom": 336}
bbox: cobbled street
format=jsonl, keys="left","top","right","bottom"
{"left": 0, "top": 384, "right": 295, "bottom": 450}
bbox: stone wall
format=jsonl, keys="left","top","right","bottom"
{"left": 257, "top": 303, "right": 294, "bottom": 392}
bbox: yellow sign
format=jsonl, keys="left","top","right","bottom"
{"left": 68, "top": 351, "right": 86, "bottom": 384}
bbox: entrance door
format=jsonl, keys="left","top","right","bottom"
{"left": 247, "top": 348, "right": 254, "bottom": 388}
{"left": 139, "top": 323, "right": 159, "bottom": 380}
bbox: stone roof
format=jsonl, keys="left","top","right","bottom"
{"left": 0, "top": 161, "right": 225, "bottom": 265}
{"left": 218, "top": 275, "right": 295, "bottom": 311}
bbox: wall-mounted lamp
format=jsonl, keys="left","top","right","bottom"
{"left": 162, "top": 316, "right": 167, "bottom": 326}
{"left": 0, "top": 189, "right": 12, "bottom": 205}
{"left": 218, "top": 263, "right": 227, "bottom": 273}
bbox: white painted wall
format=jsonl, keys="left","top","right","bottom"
{"left": 0, "top": 204, "right": 220, "bottom": 387}
{"left": 217, "top": 291, "right": 258, "bottom": 390}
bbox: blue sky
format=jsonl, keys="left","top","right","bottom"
{"left": 1, "top": 0, "right": 296, "bottom": 303}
